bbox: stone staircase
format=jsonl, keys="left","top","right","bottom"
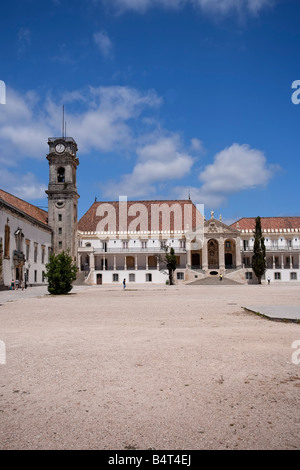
{"left": 187, "top": 276, "right": 242, "bottom": 285}
{"left": 73, "top": 271, "right": 87, "bottom": 286}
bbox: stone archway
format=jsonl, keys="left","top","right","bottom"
{"left": 224, "top": 239, "right": 236, "bottom": 268}
{"left": 207, "top": 239, "right": 219, "bottom": 269}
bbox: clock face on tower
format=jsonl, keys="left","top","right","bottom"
{"left": 55, "top": 143, "right": 65, "bottom": 153}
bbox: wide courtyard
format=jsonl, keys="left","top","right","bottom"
{"left": 0, "top": 282, "right": 299, "bottom": 450}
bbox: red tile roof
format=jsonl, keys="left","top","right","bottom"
{"left": 0, "top": 189, "right": 49, "bottom": 226}
{"left": 231, "top": 217, "right": 300, "bottom": 231}
{"left": 78, "top": 199, "right": 201, "bottom": 232}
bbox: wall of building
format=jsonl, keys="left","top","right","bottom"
{"left": 0, "top": 206, "right": 52, "bottom": 287}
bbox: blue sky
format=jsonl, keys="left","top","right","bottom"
{"left": 0, "top": 0, "right": 300, "bottom": 222}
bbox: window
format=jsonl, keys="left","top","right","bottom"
{"left": 243, "top": 240, "right": 249, "bottom": 251}
{"left": 58, "top": 241, "right": 62, "bottom": 249}
{"left": 141, "top": 241, "right": 147, "bottom": 249}
{"left": 113, "top": 273, "right": 119, "bottom": 282}
{"left": 225, "top": 241, "right": 231, "bottom": 249}
{"left": 129, "top": 273, "right": 135, "bottom": 282}
{"left": 58, "top": 228, "right": 62, "bottom": 235}
{"left": 177, "top": 272, "right": 184, "bottom": 280}
{"left": 146, "top": 273, "right": 152, "bottom": 282}
{"left": 34, "top": 243, "right": 38, "bottom": 263}
{"left": 290, "top": 272, "right": 297, "bottom": 280}
{"left": 42, "top": 271, "right": 45, "bottom": 282}
{"left": 41, "top": 245, "right": 45, "bottom": 264}
{"left": 274, "top": 272, "right": 281, "bottom": 280}
{"left": 26, "top": 240, "right": 30, "bottom": 261}
{"left": 4, "top": 224, "right": 10, "bottom": 258}
{"left": 15, "top": 229, "right": 23, "bottom": 252}
{"left": 58, "top": 214, "right": 62, "bottom": 222}
{"left": 123, "top": 241, "right": 128, "bottom": 249}
{"left": 180, "top": 240, "right": 186, "bottom": 249}
{"left": 245, "top": 272, "right": 253, "bottom": 280}
{"left": 34, "top": 270, "right": 37, "bottom": 282}
{"left": 57, "top": 167, "right": 65, "bottom": 183}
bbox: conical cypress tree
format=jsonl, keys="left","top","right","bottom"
{"left": 252, "top": 216, "right": 266, "bottom": 284}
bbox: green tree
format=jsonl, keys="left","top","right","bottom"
{"left": 45, "top": 251, "right": 78, "bottom": 295}
{"left": 165, "top": 246, "right": 177, "bottom": 286}
{"left": 252, "top": 216, "right": 266, "bottom": 284}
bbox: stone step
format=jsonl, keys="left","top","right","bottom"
{"left": 188, "top": 276, "right": 242, "bottom": 285}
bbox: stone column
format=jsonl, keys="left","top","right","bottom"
{"left": 236, "top": 237, "right": 242, "bottom": 267}
{"left": 219, "top": 237, "right": 225, "bottom": 271}
{"left": 290, "top": 254, "right": 293, "bottom": 269}
{"left": 202, "top": 241, "right": 208, "bottom": 271}
{"left": 273, "top": 255, "right": 275, "bottom": 269}
{"left": 135, "top": 256, "right": 138, "bottom": 271}
{"left": 124, "top": 256, "right": 127, "bottom": 271}
{"left": 146, "top": 255, "right": 148, "bottom": 270}
{"left": 103, "top": 255, "right": 106, "bottom": 271}
{"left": 89, "top": 252, "right": 95, "bottom": 270}
{"left": 186, "top": 244, "right": 191, "bottom": 268}
{"left": 281, "top": 253, "right": 284, "bottom": 269}
{"left": 113, "top": 255, "right": 116, "bottom": 270}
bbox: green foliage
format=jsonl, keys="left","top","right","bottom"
{"left": 45, "top": 251, "right": 78, "bottom": 295}
{"left": 252, "top": 216, "right": 266, "bottom": 284}
{"left": 165, "top": 247, "right": 177, "bottom": 286}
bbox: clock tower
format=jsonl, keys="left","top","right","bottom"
{"left": 46, "top": 137, "right": 79, "bottom": 261}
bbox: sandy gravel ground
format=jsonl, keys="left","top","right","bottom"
{"left": 0, "top": 283, "right": 300, "bottom": 450}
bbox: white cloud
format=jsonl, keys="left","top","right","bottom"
{"left": 0, "top": 169, "right": 47, "bottom": 201}
{"left": 0, "top": 85, "right": 162, "bottom": 161}
{"left": 102, "top": 134, "right": 194, "bottom": 198}
{"left": 174, "top": 143, "right": 278, "bottom": 208}
{"left": 93, "top": 31, "right": 114, "bottom": 59}
{"left": 102, "top": 0, "right": 185, "bottom": 14}
{"left": 101, "top": 0, "right": 275, "bottom": 16}
{"left": 190, "top": 138, "right": 205, "bottom": 153}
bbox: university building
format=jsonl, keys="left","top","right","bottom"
{"left": 0, "top": 135, "right": 299, "bottom": 288}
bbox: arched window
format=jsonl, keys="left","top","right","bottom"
{"left": 4, "top": 224, "right": 10, "bottom": 258}
{"left": 57, "top": 167, "right": 65, "bottom": 183}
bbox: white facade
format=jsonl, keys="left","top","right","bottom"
{"left": 78, "top": 231, "right": 187, "bottom": 285}
{"left": 240, "top": 229, "right": 300, "bottom": 283}
{"left": 0, "top": 200, "right": 52, "bottom": 288}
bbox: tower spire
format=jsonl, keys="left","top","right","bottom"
{"left": 62, "top": 105, "right": 65, "bottom": 138}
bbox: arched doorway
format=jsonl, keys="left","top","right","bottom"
{"left": 148, "top": 255, "right": 157, "bottom": 269}
{"left": 224, "top": 239, "right": 236, "bottom": 269}
{"left": 126, "top": 256, "right": 135, "bottom": 269}
{"left": 191, "top": 253, "right": 201, "bottom": 269}
{"left": 208, "top": 239, "right": 219, "bottom": 269}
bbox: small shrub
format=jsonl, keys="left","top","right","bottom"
{"left": 45, "top": 251, "right": 77, "bottom": 295}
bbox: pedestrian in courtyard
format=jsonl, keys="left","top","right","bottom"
{"left": 219, "top": 274, "right": 223, "bottom": 281}
{"left": 123, "top": 278, "right": 126, "bottom": 289}
{"left": 267, "top": 276, "right": 271, "bottom": 285}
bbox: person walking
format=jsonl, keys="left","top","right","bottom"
{"left": 123, "top": 278, "right": 126, "bottom": 289}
